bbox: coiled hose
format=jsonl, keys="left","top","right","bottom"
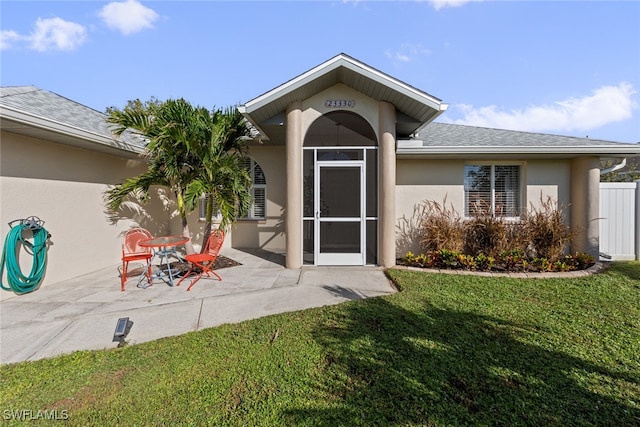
{"left": 1, "top": 219, "right": 50, "bottom": 295}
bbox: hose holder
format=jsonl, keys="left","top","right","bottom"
{"left": 2, "top": 216, "right": 51, "bottom": 294}
{"left": 8, "top": 216, "right": 51, "bottom": 238}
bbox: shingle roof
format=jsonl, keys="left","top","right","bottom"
{"left": 3, "top": 86, "right": 638, "bottom": 160}
{"left": 396, "top": 122, "right": 640, "bottom": 158}
{"left": 0, "top": 86, "right": 146, "bottom": 154}
{"left": 418, "top": 122, "right": 632, "bottom": 147}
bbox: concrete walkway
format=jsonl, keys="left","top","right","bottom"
{"left": 0, "top": 248, "right": 396, "bottom": 365}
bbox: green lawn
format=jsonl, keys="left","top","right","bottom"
{"left": 1, "top": 262, "right": 639, "bottom": 426}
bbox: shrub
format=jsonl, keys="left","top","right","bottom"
{"left": 439, "top": 249, "right": 460, "bottom": 269}
{"left": 407, "top": 196, "right": 592, "bottom": 273}
{"left": 399, "top": 250, "right": 594, "bottom": 273}
{"left": 524, "top": 197, "right": 574, "bottom": 262}
{"left": 475, "top": 253, "right": 496, "bottom": 271}
{"left": 463, "top": 214, "right": 510, "bottom": 258}
{"left": 573, "top": 252, "right": 596, "bottom": 269}
{"left": 419, "top": 199, "right": 464, "bottom": 253}
{"left": 457, "top": 253, "right": 477, "bottom": 270}
{"left": 497, "top": 249, "right": 526, "bottom": 272}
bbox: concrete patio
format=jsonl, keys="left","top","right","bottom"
{"left": 0, "top": 248, "right": 396, "bottom": 365}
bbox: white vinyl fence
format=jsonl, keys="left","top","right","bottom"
{"left": 599, "top": 181, "right": 639, "bottom": 260}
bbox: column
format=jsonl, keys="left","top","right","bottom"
{"left": 378, "top": 102, "right": 396, "bottom": 268}
{"left": 636, "top": 179, "right": 639, "bottom": 261}
{"left": 570, "top": 156, "right": 600, "bottom": 258}
{"left": 285, "top": 101, "right": 303, "bottom": 268}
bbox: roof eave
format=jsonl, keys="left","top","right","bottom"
{"left": 1, "top": 105, "right": 145, "bottom": 158}
{"left": 243, "top": 54, "right": 444, "bottom": 112}
{"left": 240, "top": 54, "right": 447, "bottom": 141}
{"left": 396, "top": 145, "right": 640, "bottom": 159}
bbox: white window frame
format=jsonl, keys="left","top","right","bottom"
{"left": 464, "top": 162, "right": 523, "bottom": 219}
{"left": 241, "top": 158, "right": 266, "bottom": 221}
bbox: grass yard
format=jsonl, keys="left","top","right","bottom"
{"left": 1, "top": 262, "right": 639, "bottom": 426}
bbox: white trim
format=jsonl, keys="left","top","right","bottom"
{"left": 397, "top": 144, "right": 640, "bottom": 156}
{"left": 1, "top": 105, "right": 144, "bottom": 154}
{"left": 242, "top": 54, "right": 446, "bottom": 113}
{"left": 314, "top": 160, "right": 366, "bottom": 266}
{"left": 464, "top": 163, "right": 523, "bottom": 219}
{"left": 240, "top": 157, "right": 267, "bottom": 220}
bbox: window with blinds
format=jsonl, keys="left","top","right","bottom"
{"left": 464, "top": 165, "right": 521, "bottom": 218}
{"left": 242, "top": 158, "right": 266, "bottom": 220}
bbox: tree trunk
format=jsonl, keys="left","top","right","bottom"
{"left": 201, "top": 193, "right": 214, "bottom": 253}
{"left": 181, "top": 218, "right": 195, "bottom": 255}
{"left": 176, "top": 191, "right": 195, "bottom": 255}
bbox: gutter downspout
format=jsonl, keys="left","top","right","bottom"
{"left": 600, "top": 158, "right": 626, "bottom": 175}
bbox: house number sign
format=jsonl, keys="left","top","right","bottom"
{"left": 325, "top": 99, "right": 356, "bottom": 108}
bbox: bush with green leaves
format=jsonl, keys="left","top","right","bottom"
{"left": 401, "top": 250, "right": 594, "bottom": 272}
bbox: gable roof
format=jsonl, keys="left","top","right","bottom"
{"left": 397, "top": 122, "right": 640, "bottom": 159}
{"left": 0, "top": 86, "right": 145, "bottom": 158}
{"left": 238, "top": 53, "right": 448, "bottom": 141}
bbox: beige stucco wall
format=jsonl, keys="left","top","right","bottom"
{"left": 302, "top": 83, "right": 381, "bottom": 141}
{"left": 395, "top": 159, "right": 465, "bottom": 256}
{"left": 228, "top": 145, "right": 286, "bottom": 252}
{"left": 395, "top": 159, "right": 573, "bottom": 256}
{"left": 525, "top": 159, "right": 571, "bottom": 216}
{"left": 0, "top": 131, "right": 165, "bottom": 287}
{"left": 570, "top": 156, "right": 600, "bottom": 256}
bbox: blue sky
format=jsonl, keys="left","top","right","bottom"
{"left": 2, "top": 0, "right": 639, "bottom": 143}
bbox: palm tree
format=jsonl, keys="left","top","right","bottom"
{"left": 184, "top": 107, "right": 253, "bottom": 249}
{"left": 105, "top": 100, "right": 254, "bottom": 254}
{"left": 105, "top": 98, "right": 207, "bottom": 255}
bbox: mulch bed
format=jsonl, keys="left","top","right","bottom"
{"left": 210, "top": 255, "right": 242, "bottom": 270}
{"left": 168, "top": 255, "right": 242, "bottom": 276}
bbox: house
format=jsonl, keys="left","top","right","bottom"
{"left": 2, "top": 54, "right": 639, "bottom": 285}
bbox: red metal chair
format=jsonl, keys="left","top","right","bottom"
{"left": 121, "top": 228, "right": 153, "bottom": 291}
{"left": 177, "top": 229, "right": 225, "bottom": 291}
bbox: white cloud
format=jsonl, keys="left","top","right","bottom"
{"left": 385, "top": 43, "right": 431, "bottom": 63}
{"left": 445, "top": 83, "right": 637, "bottom": 134}
{"left": 99, "top": 0, "right": 159, "bottom": 35}
{"left": 427, "top": 0, "right": 483, "bottom": 11}
{"left": 29, "top": 17, "right": 87, "bottom": 52}
{"left": 0, "top": 30, "right": 23, "bottom": 50}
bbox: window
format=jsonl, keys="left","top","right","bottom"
{"left": 464, "top": 164, "right": 521, "bottom": 218}
{"left": 198, "top": 157, "right": 266, "bottom": 221}
{"left": 242, "top": 158, "right": 266, "bottom": 220}
{"left": 198, "top": 196, "right": 221, "bottom": 221}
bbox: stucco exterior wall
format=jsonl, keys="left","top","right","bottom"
{"left": 525, "top": 159, "right": 571, "bottom": 218}
{"left": 395, "top": 159, "right": 465, "bottom": 256}
{"left": 302, "top": 83, "right": 380, "bottom": 141}
{"left": 0, "top": 131, "right": 164, "bottom": 286}
{"left": 395, "top": 158, "right": 573, "bottom": 257}
{"left": 229, "top": 145, "right": 286, "bottom": 252}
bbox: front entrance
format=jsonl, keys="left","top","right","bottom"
{"left": 302, "top": 111, "right": 378, "bottom": 266}
{"left": 316, "top": 161, "right": 364, "bottom": 265}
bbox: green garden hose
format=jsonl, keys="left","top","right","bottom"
{"left": 0, "top": 218, "right": 50, "bottom": 295}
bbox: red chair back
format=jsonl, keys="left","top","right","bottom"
{"left": 123, "top": 228, "right": 153, "bottom": 258}
{"left": 121, "top": 228, "right": 153, "bottom": 291}
{"left": 203, "top": 229, "right": 225, "bottom": 258}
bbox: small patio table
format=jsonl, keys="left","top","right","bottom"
{"left": 137, "top": 236, "right": 189, "bottom": 288}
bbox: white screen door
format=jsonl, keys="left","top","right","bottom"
{"left": 315, "top": 161, "right": 365, "bottom": 265}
